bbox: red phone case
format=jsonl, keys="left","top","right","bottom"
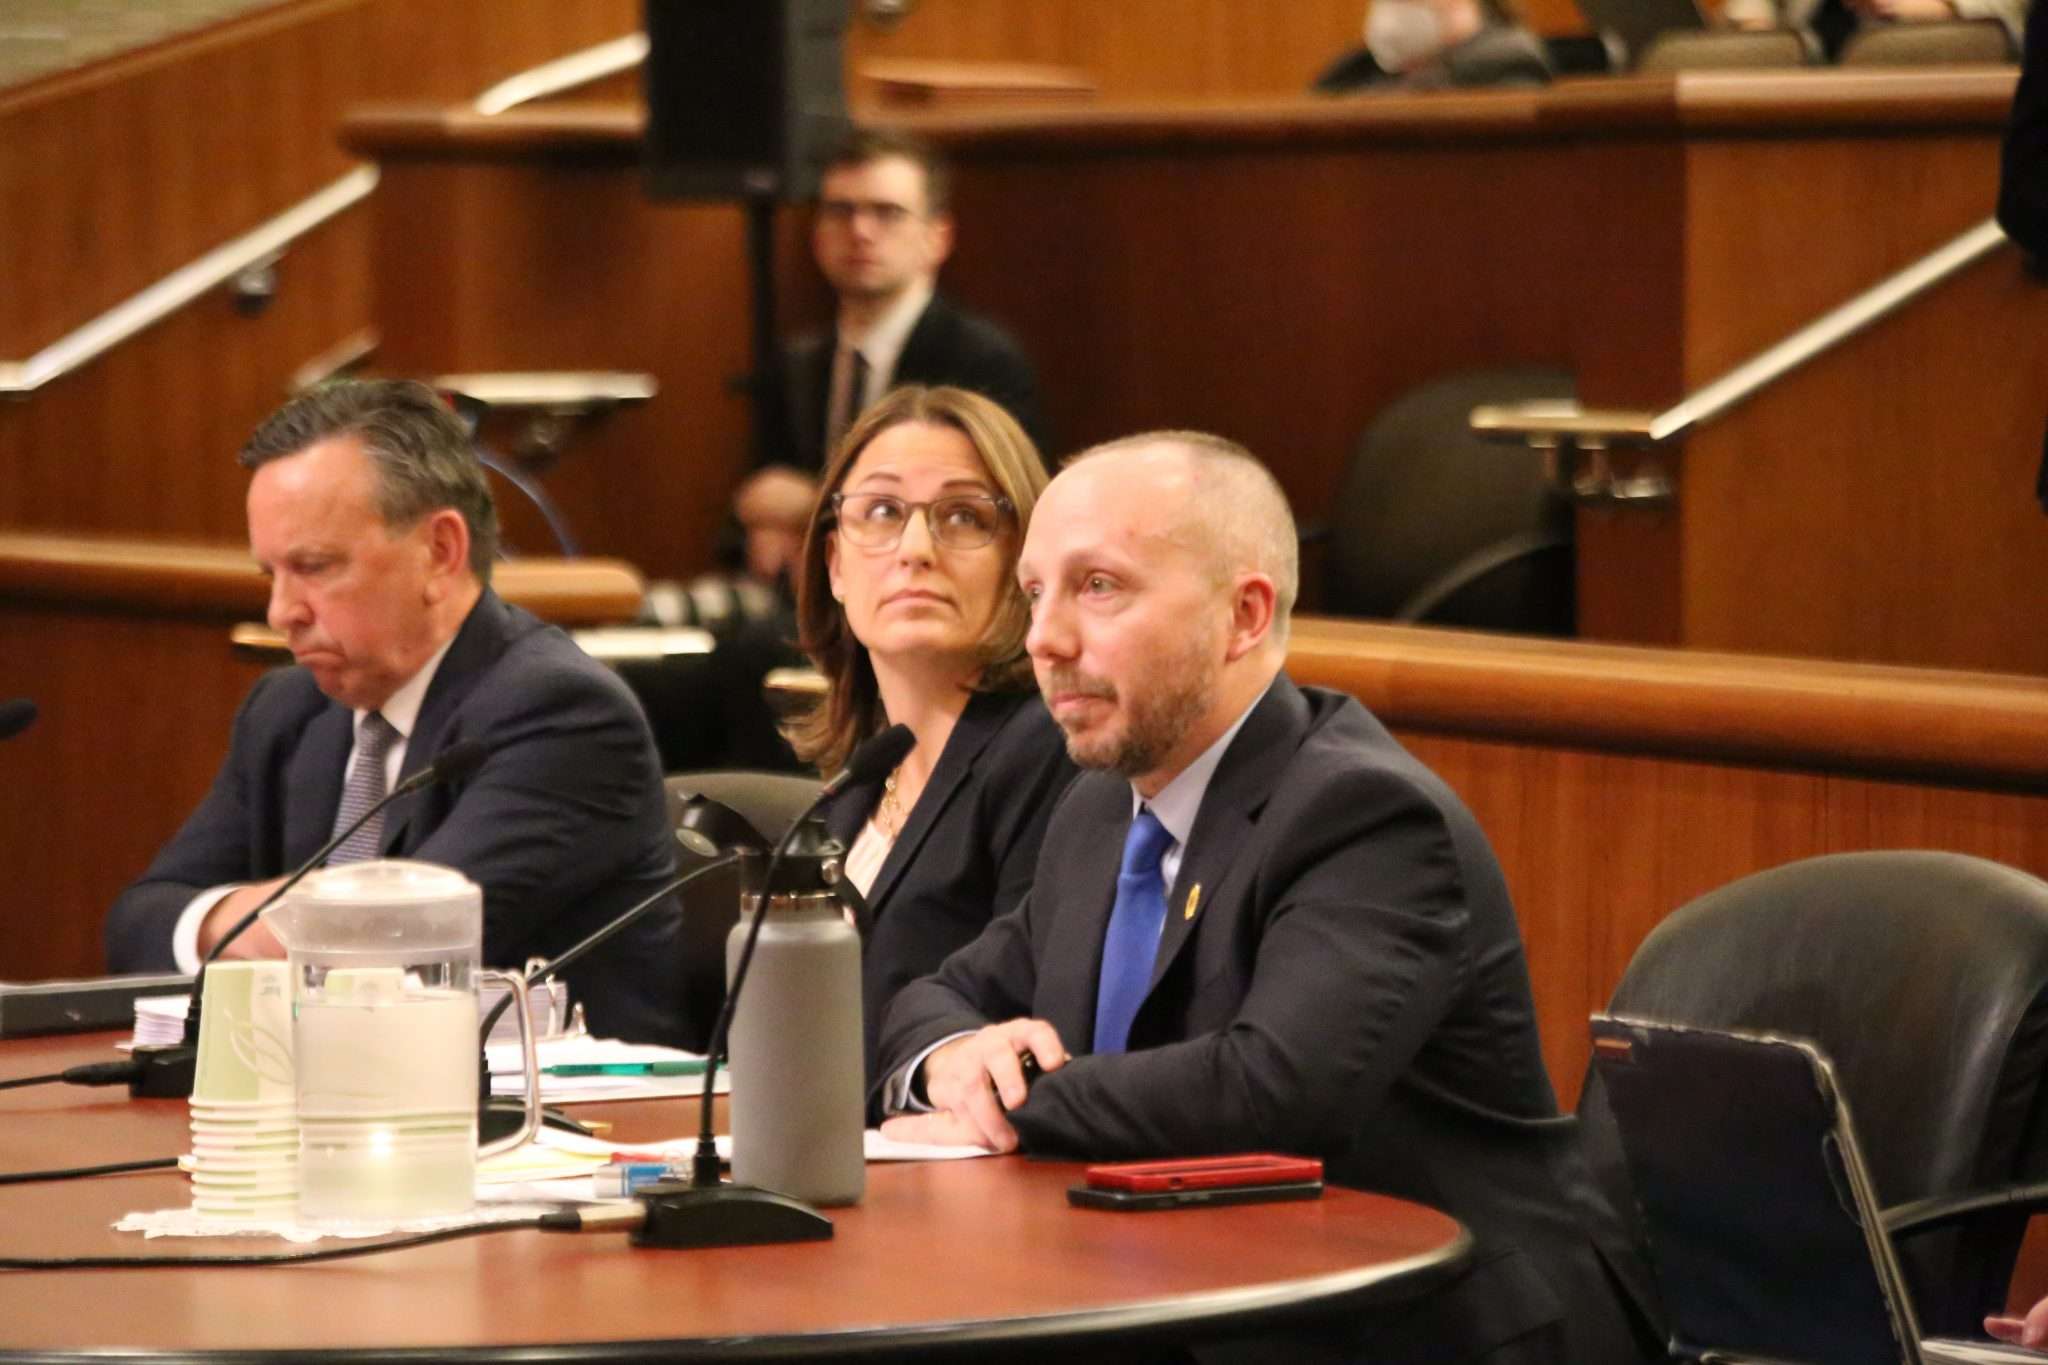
{"left": 1083, "top": 1153, "right": 1324, "bottom": 1193}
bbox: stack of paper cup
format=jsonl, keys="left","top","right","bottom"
{"left": 187, "top": 961, "right": 298, "bottom": 1220}
{"left": 295, "top": 967, "right": 482, "bottom": 1225}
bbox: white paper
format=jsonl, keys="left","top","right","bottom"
{"left": 486, "top": 1035, "right": 731, "bottom": 1102}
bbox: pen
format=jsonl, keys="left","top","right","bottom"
{"left": 542, "top": 1061, "right": 708, "bottom": 1077}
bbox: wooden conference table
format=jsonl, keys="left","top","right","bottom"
{"left": 0, "top": 1032, "right": 1471, "bottom": 1360}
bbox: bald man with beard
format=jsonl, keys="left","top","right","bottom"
{"left": 877, "top": 433, "right": 1658, "bottom": 1364}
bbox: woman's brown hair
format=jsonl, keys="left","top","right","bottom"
{"left": 787, "top": 386, "right": 1049, "bottom": 775}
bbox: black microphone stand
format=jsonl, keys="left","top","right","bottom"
{"left": 475, "top": 853, "right": 743, "bottom": 1143}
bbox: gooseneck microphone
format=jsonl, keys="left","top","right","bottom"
{"left": 202, "top": 738, "right": 492, "bottom": 967}
{"left": 118, "top": 739, "right": 492, "bottom": 1100}
{"left": 0, "top": 698, "right": 38, "bottom": 742}
{"left": 635, "top": 723, "right": 914, "bottom": 1250}
{"left": 476, "top": 852, "right": 747, "bottom": 1041}
{"left": 472, "top": 850, "right": 749, "bottom": 1143}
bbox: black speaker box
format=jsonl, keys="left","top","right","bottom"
{"left": 643, "top": 0, "right": 851, "bottom": 202}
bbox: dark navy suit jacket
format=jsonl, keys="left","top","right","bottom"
{"left": 879, "top": 676, "right": 1657, "bottom": 1364}
{"left": 105, "top": 590, "right": 686, "bottom": 1045}
{"left": 825, "top": 688, "right": 1075, "bottom": 1107}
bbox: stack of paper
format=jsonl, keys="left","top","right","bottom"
{"left": 132, "top": 994, "right": 189, "bottom": 1047}
{"left": 486, "top": 1035, "right": 733, "bottom": 1103}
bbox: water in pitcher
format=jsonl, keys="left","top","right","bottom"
{"left": 294, "top": 974, "right": 480, "bottom": 1223}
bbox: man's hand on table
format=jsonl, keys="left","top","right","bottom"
{"left": 881, "top": 1018, "right": 1068, "bottom": 1153}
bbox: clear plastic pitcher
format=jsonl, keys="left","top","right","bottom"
{"left": 263, "top": 859, "right": 540, "bottom": 1225}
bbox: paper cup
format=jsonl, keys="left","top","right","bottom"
{"left": 191, "top": 962, "right": 295, "bottom": 1106}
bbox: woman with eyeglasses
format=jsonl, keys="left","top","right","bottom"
{"left": 788, "top": 385, "right": 1077, "bottom": 1101}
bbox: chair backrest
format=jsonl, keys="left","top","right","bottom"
{"left": 1592, "top": 1016, "right": 1927, "bottom": 1364}
{"left": 1585, "top": 851, "right": 2048, "bottom": 1336}
{"left": 1324, "top": 366, "right": 1577, "bottom": 636}
{"left": 662, "top": 770, "right": 823, "bottom": 1050}
{"left": 1840, "top": 18, "right": 2018, "bottom": 65}
{"left": 664, "top": 770, "right": 822, "bottom": 844}
{"left": 1636, "top": 26, "right": 1819, "bottom": 71}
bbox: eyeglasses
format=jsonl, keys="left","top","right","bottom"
{"left": 816, "top": 199, "right": 918, "bottom": 229}
{"left": 830, "top": 492, "right": 1014, "bottom": 551}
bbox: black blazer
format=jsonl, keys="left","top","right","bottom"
{"left": 879, "top": 676, "right": 1657, "bottom": 1365}
{"left": 104, "top": 591, "right": 687, "bottom": 1046}
{"left": 826, "top": 688, "right": 1076, "bottom": 1106}
{"left": 761, "top": 293, "right": 1048, "bottom": 472}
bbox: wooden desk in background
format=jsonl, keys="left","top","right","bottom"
{"left": 344, "top": 69, "right": 2045, "bottom": 678}
{"left": 0, "top": 1031, "right": 1470, "bottom": 1360}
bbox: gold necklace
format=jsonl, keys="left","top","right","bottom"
{"left": 877, "top": 765, "right": 907, "bottom": 837}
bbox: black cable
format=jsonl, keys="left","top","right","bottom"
{"left": 0, "top": 1072, "right": 65, "bottom": 1091}
{"left": 0, "top": 1214, "right": 556, "bottom": 1270}
{"left": 0, "top": 1157, "right": 179, "bottom": 1186}
{"left": 1, "top": 1060, "right": 157, "bottom": 1094}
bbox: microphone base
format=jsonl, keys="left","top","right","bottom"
{"left": 129, "top": 1044, "right": 198, "bottom": 1099}
{"left": 631, "top": 1180, "right": 834, "bottom": 1249}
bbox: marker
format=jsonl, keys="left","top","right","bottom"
{"left": 543, "top": 1060, "right": 708, "bottom": 1077}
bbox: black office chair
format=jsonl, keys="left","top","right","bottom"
{"left": 1579, "top": 851, "right": 2048, "bottom": 1339}
{"left": 663, "top": 770, "right": 822, "bottom": 1050}
{"left": 1591, "top": 1015, "right": 2048, "bottom": 1364}
{"left": 1318, "top": 366, "right": 1577, "bottom": 636}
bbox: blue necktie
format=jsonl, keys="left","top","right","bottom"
{"left": 1093, "top": 808, "right": 1174, "bottom": 1054}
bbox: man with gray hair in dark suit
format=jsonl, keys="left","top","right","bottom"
{"left": 106, "top": 380, "right": 685, "bottom": 1044}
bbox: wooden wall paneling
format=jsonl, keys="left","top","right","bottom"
{"left": 0, "top": 0, "right": 367, "bottom": 359}
{"left": 1288, "top": 618, "right": 2048, "bottom": 1103}
{"left": 362, "top": 146, "right": 758, "bottom": 581}
{"left": 936, "top": 124, "right": 1586, "bottom": 509}
{"left": 1401, "top": 732, "right": 1834, "bottom": 1099}
{"left": 359, "top": 0, "right": 641, "bottom": 104}
{"left": 0, "top": 207, "right": 374, "bottom": 540}
{"left": 0, "top": 605, "right": 268, "bottom": 983}
{"left": 1554, "top": 131, "right": 1689, "bottom": 645}
{"left": 344, "top": 80, "right": 2023, "bottom": 656}
{"left": 1677, "top": 131, "right": 2048, "bottom": 672}
{"left": 845, "top": 0, "right": 1594, "bottom": 98}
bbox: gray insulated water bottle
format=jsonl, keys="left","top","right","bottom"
{"left": 725, "top": 851, "right": 866, "bottom": 1207}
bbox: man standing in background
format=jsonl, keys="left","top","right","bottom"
{"left": 732, "top": 127, "right": 1045, "bottom": 589}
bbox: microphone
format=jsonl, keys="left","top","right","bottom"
{"left": 124, "top": 738, "right": 492, "bottom": 1100}
{"left": 0, "top": 699, "right": 37, "bottom": 742}
{"left": 473, "top": 850, "right": 746, "bottom": 1143}
{"left": 477, "top": 852, "right": 746, "bottom": 1042}
{"left": 201, "top": 738, "right": 490, "bottom": 966}
{"left": 637, "top": 723, "right": 914, "bottom": 1250}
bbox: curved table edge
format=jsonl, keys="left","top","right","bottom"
{"left": 0, "top": 1223, "right": 1475, "bottom": 1362}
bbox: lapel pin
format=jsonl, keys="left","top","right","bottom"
{"left": 1184, "top": 883, "right": 1202, "bottom": 922}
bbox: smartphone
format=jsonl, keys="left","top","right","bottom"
{"left": 1066, "top": 1180, "right": 1325, "bottom": 1212}
{"left": 1082, "top": 1153, "right": 1324, "bottom": 1193}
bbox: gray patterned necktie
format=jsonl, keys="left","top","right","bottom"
{"left": 329, "top": 712, "right": 400, "bottom": 864}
